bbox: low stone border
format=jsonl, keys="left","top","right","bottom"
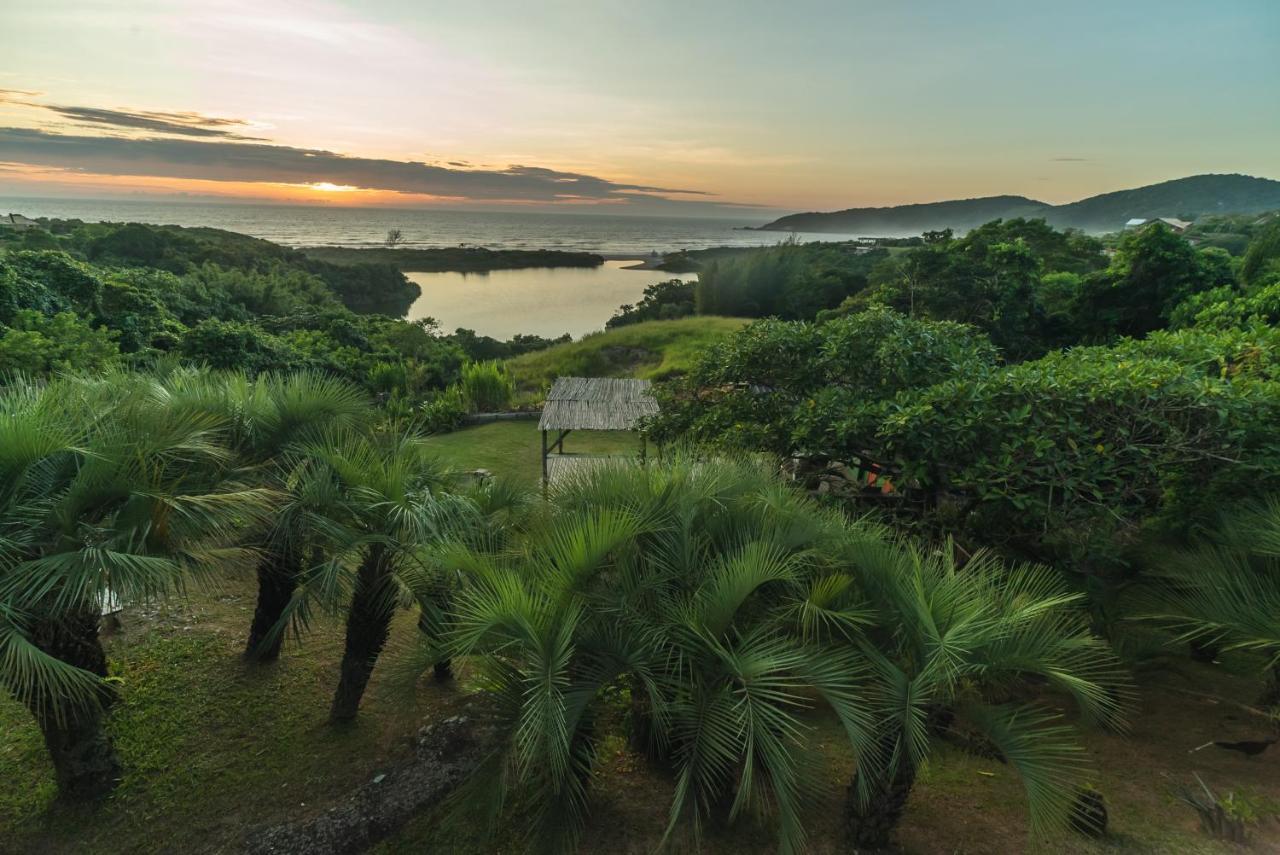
{"left": 461, "top": 411, "right": 540, "bottom": 426}
{"left": 243, "top": 715, "right": 488, "bottom": 854}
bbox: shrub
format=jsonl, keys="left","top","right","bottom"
{"left": 607, "top": 278, "right": 695, "bottom": 327}
{"left": 872, "top": 328, "right": 1280, "bottom": 569}
{"left": 1184, "top": 280, "right": 1280, "bottom": 330}
{"left": 648, "top": 308, "right": 998, "bottom": 457}
{"left": 694, "top": 242, "right": 884, "bottom": 320}
{"left": 419, "top": 386, "right": 467, "bottom": 434}
{"left": 458, "top": 359, "right": 514, "bottom": 413}
{"left": 0, "top": 310, "right": 121, "bottom": 375}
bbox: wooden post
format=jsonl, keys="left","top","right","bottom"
{"left": 541, "top": 428, "right": 549, "bottom": 490}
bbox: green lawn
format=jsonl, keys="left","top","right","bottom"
{"left": 505, "top": 316, "right": 748, "bottom": 398}
{"left": 423, "top": 420, "right": 643, "bottom": 484}
{"left": 0, "top": 580, "right": 462, "bottom": 854}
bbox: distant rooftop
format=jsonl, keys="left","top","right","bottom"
{"left": 1124, "top": 216, "right": 1191, "bottom": 232}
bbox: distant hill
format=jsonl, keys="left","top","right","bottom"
{"left": 759, "top": 174, "right": 1280, "bottom": 236}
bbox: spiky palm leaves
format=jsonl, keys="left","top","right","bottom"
{"left": 440, "top": 459, "right": 879, "bottom": 854}
{"left": 1142, "top": 499, "right": 1280, "bottom": 707}
{"left": 0, "top": 373, "right": 275, "bottom": 798}
{"left": 436, "top": 458, "right": 1129, "bottom": 853}
{"left": 842, "top": 543, "right": 1131, "bottom": 849}
{"left": 275, "top": 428, "right": 465, "bottom": 721}
{"left": 162, "top": 371, "right": 371, "bottom": 662}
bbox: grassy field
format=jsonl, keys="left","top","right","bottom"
{"left": 0, "top": 578, "right": 463, "bottom": 854}
{"left": 4, "top": 421, "right": 1280, "bottom": 853}
{"left": 505, "top": 316, "right": 748, "bottom": 398}
{"left": 423, "top": 421, "right": 642, "bottom": 484}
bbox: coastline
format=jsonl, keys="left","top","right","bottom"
{"left": 601, "top": 252, "right": 667, "bottom": 270}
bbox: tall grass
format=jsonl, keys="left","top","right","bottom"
{"left": 458, "top": 359, "right": 514, "bottom": 412}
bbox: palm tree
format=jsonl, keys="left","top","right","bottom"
{"left": 281, "top": 428, "right": 460, "bottom": 722}
{"left": 0, "top": 373, "right": 274, "bottom": 798}
{"left": 162, "top": 371, "right": 370, "bottom": 662}
{"left": 433, "top": 457, "right": 1129, "bottom": 852}
{"left": 840, "top": 542, "right": 1132, "bottom": 850}
{"left": 403, "top": 474, "right": 533, "bottom": 683}
{"left": 1142, "top": 499, "right": 1280, "bottom": 708}
{"left": 439, "top": 458, "right": 878, "bottom": 854}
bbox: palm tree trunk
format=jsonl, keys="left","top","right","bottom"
{"left": 1260, "top": 664, "right": 1280, "bottom": 709}
{"left": 844, "top": 745, "right": 917, "bottom": 851}
{"left": 416, "top": 596, "right": 452, "bottom": 682}
{"left": 330, "top": 545, "right": 394, "bottom": 722}
{"left": 627, "top": 674, "right": 660, "bottom": 760}
{"left": 28, "top": 608, "right": 122, "bottom": 800}
{"left": 243, "top": 546, "right": 301, "bottom": 663}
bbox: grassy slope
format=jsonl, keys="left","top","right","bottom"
{"left": 505, "top": 316, "right": 748, "bottom": 397}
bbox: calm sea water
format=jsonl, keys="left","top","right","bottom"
{"left": 0, "top": 197, "right": 850, "bottom": 254}
{"left": 407, "top": 261, "right": 693, "bottom": 339}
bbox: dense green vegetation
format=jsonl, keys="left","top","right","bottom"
{"left": 606, "top": 243, "right": 889, "bottom": 325}
{"left": 695, "top": 242, "right": 888, "bottom": 319}
{"left": 1142, "top": 499, "right": 1280, "bottom": 707}
{"left": 607, "top": 278, "right": 695, "bottom": 326}
{"left": 7, "top": 219, "right": 421, "bottom": 315}
{"left": 650, "top": 217, "right": 1280, "bottom": 591}
{"left": 3, "top": 211, "right": 1280, "bottom": 854}
{"left": 0, "top": 246, "right": 468, "bottom": 413}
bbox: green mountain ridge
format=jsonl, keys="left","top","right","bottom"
{"left": 761, "top": 173, "right": 1280, "bottom": 236}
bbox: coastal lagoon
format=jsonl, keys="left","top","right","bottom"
{"left": 405, "top": 260, "right": 692, "bottom": 339}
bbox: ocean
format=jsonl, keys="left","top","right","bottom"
{"left": 0, "top": 197, "right": 853, "bottom": 254}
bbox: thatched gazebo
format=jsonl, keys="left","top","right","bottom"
{"left": 539, "top": 377, "right": 658, "bottom": 486}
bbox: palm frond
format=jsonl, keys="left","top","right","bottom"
{"left": 961, "top": 702, "right": 1092, "bottom": 837}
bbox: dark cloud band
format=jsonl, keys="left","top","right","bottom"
{"left": 0, "top": 127, "right": 710, "bottom": 202}
{"left": 40, "top": 106, "right": 266, "bottom": 140}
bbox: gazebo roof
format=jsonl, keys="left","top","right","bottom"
{"left": 538, "top": 377, "right": 658, "bottom": 431}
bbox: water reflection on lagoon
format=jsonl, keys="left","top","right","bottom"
{"left": 405, "top": 260, "right": 693, "bottom": 339}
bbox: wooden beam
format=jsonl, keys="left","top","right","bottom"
{"left": 549, "top": 429, "right": 571, "bottom": 454}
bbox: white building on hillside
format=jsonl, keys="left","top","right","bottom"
{"left": 0, "top": 213, "right": 39, "bottom": 230}
{"left": 1124, "top": 217, "right": 1191, "bottom": 233}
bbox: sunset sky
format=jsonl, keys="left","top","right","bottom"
{"left": 1, "top": 0, "right": 1277, "bottom": 216}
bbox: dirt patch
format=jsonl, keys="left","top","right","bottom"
{"left": 600, "top": 346, "right": 659, "bottom": 373}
